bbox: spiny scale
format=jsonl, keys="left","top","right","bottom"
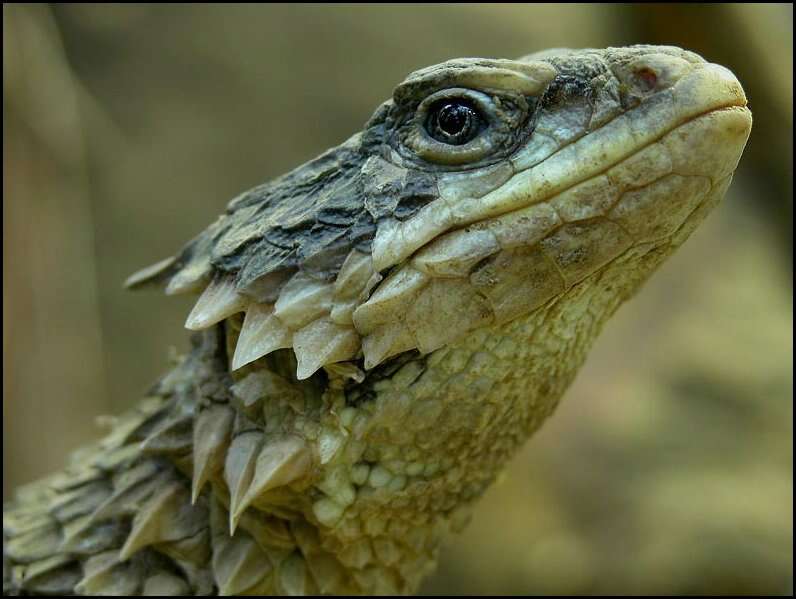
{"left": 75, "top": 550, "right": 142, "bottom": 595}
{"left": 59, "top": 517, "right": 126, "bottom": 556}
{"left": 212, "top": 530, "right": 273, "bottom": 595}
{"left": 224, "top": 251, "right": 389, "bottom": 378}
{"left": 351, "top": 267, "right": 429, "bottom": 333}
{"left": 230, "top": 370, "right": 306, "bottom": 414}
{"left": 333, "top": 250, "right": 374, "bottom": 299}
{"left": 273, "top": 273, "right": 333, "bottom": 329}
{"left": 231, "top": 304, "right": 292, "bottom": 371}
{"left": 226, "top": 254, "right": 377, "bottom": 379}
{"left": 4, "top": 524, "right": 60, "bottom": 564}
{"left": 124, "top": 256, "right": 177, "bottom": 290}
{"left": 191, "top": 405, "right": 235, "bottom": 504}
{"left": 166, "top": 268, "right": 208, "bottom": 296}
{"left": 119, "top": 482, "right": 207, "bottom": 560}
{"left": 224, "top": 432, "right": 263, "bottom": 535}
{"left": 50, "top": 481, "right": 111, "bottom": 524}
{"left": 233, "top": 436, "right": 311, "bottom": 521}
{"left": 140, "top": 414, "right": 194, "bottom": 455}
{"left": 185, "top": 277, "right": 248, "bottom": 331}
{"left": 166, "top": 251, "right": 213, "bottom": 296}
{"left": 361, "top": 321, "right": 416, "bottom": 370}
{"left": 210, "top": 497, "right": 275, "bottom": 596}
{"left": 293, "top": 319, "right": 360, "bottom": 380}
{"left": 412, "top": 228, "right": 500, "bottom": 277}
{"left": 14, "top": 554, "right": 80, "bottom": 595}
{"left": 88, "top": 468, "right": 165, "bottom": 524}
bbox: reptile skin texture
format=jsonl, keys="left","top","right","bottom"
{"left": 3, "top": 45, "right": 751, "bottom": 596}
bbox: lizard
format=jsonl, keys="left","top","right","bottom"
{"left": 3, "top": 45, "right": 752, "bottom": 596}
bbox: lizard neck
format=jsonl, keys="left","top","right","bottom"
{"left": 307, "top": 239, "right": 675, "bottom": 593}
{"left": 145, "top": 236, "right": 675, "bottom": 596}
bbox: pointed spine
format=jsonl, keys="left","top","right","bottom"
{"left": 352, "top": 267, "right": 429, "bottom": 333}
{"left": 165, "top": 254, "right": 212, "bottom": 296}
{"left": 361, "top": 321, "right": 416, "bottom": 370}
{"left": 231, "top": 304, "right": 292, "bottom": 371}
{"left": 124, "top": 256, "right": 177, "bottom": 290}
{"left": 185, "top": 276, "right": 247, "bottom": 330}
{"left": 333, "top": 250, "right": 373, "bottom": 300}
{"left": 119, "top": 482, "right": 205, "bottom": 560}
{"left": 293, "top": 319, "right": 360, "bottom": 380}
{"left": 232, "top": 436, "right": 311, "bottom": 522}
{"left": 224, "top": 432, "right": 263, "bottom": 535}
{"left": 191, "top": 405, "right": 234, "bottom": 504}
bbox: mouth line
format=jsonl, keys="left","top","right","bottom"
{"left": 500, "top": 100, "right": 750, "bottom": 218}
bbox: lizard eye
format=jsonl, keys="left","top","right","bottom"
{"left": 394, "top": 87, "right": 529, "bottom": 168}
{"left": 426, "top": 100, "right": 483, "bottom": 145}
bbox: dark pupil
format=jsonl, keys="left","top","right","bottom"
{"left": 438, "top": 104, "right": 471, "bottom": 135}
{"left": 428, "top": 101, "right": 481, "bottom": 145}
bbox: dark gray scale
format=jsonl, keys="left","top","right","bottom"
{"left": 125, "top": 82, "right": 447, "bottom": 300}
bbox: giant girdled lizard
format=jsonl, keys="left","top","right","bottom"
{"left": 3, "top": 45, "right": 752, "bottom": 596}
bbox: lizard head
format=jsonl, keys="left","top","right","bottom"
{"left": 127, "top": 45, "right": 751, "bottom": 591}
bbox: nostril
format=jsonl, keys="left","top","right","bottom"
{"left": 635, "top": 67, "right": 659, "bottom": 91}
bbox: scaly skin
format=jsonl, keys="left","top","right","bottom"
{"left": 3, "top": 46, "right": 751, "bottom": 596}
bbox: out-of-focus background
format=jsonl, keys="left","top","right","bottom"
{"left": 3, "top": 4, "right": 792, "bottom": 595}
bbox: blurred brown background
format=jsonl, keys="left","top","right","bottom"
{"left": 3, "top": 4, "right": 792, "bottom": 595}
